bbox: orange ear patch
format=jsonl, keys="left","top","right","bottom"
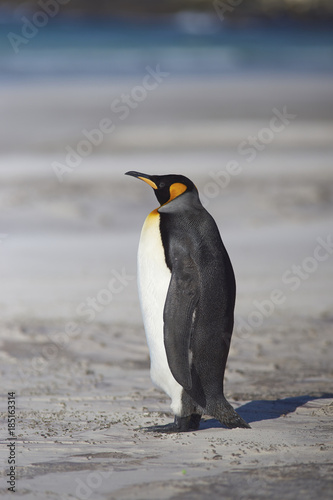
{"left": 169, "top": 182, "right": 187, "bottom": 201}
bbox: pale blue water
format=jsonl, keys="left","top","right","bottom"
{"left": 0, "top": 14, "right": 333, "bottom": 81}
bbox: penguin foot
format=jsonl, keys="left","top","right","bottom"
{"left": 144, "top": 422, "right": 183, "bottom": 434}
{"left": 144, "top": 414, "right": 201, "bottom": 433}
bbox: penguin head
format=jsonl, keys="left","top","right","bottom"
{"left": 125, "top": 171, "right": 199, "bottom": 208}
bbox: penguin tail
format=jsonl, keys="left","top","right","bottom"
{"left": 214, "top": 397, "right": 251, "bottom": 429}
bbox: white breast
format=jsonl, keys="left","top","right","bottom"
{"left": 137, "top": 210, "right": 183, "bottom": 414}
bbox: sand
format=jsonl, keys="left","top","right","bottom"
{"left": 0, "top": 73, "right": 333, "bottom": 499}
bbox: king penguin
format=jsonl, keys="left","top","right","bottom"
{"left": 125, "top": 171, "right": 250, "bottom": 432}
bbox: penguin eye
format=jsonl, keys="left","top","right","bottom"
{"left": 159, "top": 182, "right": 166, "bottom": 189}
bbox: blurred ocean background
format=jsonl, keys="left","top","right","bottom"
{"left": 1, "top": 13, "right": 333, "bottom": 81}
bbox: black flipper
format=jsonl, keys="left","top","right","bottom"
{"left": 163, "top": 258, "right": 199, "bottom": 391}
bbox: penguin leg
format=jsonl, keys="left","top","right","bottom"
{"left": 144, "top": 413, "right": 201, "bottom": 433}
{"left": 143, "top": 391, "right": 202, "bottom": 433}
{"left": 189, "top": 413, "right": 202, "bottom": 430}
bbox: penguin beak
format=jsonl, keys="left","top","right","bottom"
{"left": 125, "top": 171, "right": 158, "bottom": 190}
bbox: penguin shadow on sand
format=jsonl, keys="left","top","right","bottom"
{"left": 200, "top": 393, "right": 333, "bottom": 430}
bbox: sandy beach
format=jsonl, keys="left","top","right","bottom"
{"left": 1, "top": 69, "right": 333, "bottom": 499}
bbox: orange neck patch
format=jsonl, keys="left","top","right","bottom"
{"left": 146, "top": 207, "right": 159, "bottom": 222}
{"left": 168, "top": 182, "right": 187, "bottom": 202}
